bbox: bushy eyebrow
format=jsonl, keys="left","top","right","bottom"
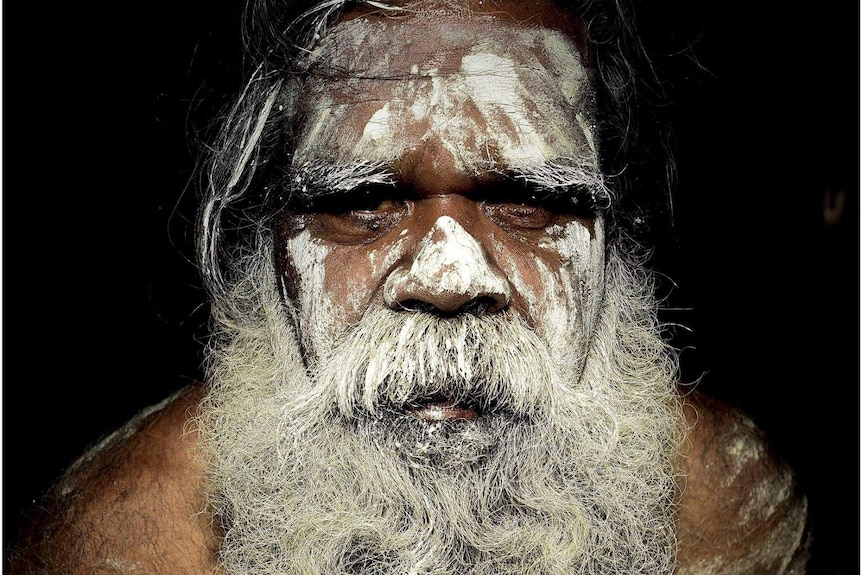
{"left": 285, "top": 161, "right": 397, "bottom": 201}
{"left": 504, "top": 160, "right": 613, "bottom": 210}
{"left": 281, "top": 158, "right": 613, "bottom": 212}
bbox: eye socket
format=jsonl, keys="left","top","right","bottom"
{"left": 306, "top": 185, "right": 409, "bottom": 243}
{"left": 481, "top": 183, "right": 597, "bottom": 232}
{"left": 483, "top": 197, "right": 555, "bottom": 230}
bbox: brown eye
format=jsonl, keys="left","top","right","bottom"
{"left": 309, "top": 187, "right": 408, "bottom": 244}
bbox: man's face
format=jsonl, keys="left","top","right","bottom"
{"left": 198, "top": 3, "right": 682, "bottom": 572}
{"left": 277, "top": 0, "right": 607, "bottom": 405}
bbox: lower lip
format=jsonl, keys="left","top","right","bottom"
{"left": 408, "top": 401, "right": 478, "bottom": 421}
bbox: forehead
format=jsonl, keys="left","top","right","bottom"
{"left": 289, "top": 1, "right": 598, "bottom": 179}
{"left": 311, "top": 0, "right": 591, "bottom": 68}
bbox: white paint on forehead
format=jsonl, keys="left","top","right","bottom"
{"left": 362, "top": 102, "right": 391, "bottom": 142}
{"left": 457, "top": 52, "right": 556, "bottom": 164}
{"left": 539, "top": 30, "right": 587, "bottom": 104}
{"left": 294, "top": 15, "right": 597, "bottom": 173}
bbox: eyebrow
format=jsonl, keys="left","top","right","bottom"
{"left": 504, "top": 160, "right": 612, "bottom": 210}
{"left": 283, "top": 158, "right": 613, "bottom": 210}
{"left": 509, "top": 160, "right": 603, "bottom": 190}
{"left": 285, "top": 160, "right": 397, "bottom": 201}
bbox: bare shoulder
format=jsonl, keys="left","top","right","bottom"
{"left": 674, "top": 389, "right": 812, "bottom": 575}
{"left": 6, "top": 383, "right": 220, "bottom": 575}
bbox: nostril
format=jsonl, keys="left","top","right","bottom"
{"left": 396, "top": 296, "right": 505, "bottom": 316}
{"left": 459, "top": 296, "right": 505, "bottom": 315}
{"left": 396, "top": 299, "right": 438, "bottom": 313}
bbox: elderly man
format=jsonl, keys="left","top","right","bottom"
{"left": 8, "top": 0, "right": 811, "bottom": 573}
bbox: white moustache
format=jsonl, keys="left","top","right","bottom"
{"left": 312, "top": 307, "right": 563, "bottom": 420}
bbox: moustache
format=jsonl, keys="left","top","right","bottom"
{"left": 311, "top": 307, "right": 563, "bottom": 421}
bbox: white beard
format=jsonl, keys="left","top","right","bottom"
{"left": 196, "top": 244, "right": 684, "bottom": 575}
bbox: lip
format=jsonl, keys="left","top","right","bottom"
{"left": 406, "top": 399, "right": 479, "bottom": 421}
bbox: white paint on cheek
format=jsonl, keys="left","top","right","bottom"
{"left": 543, "top": 220, "right": 592, "bottom": 263}
{"left": 284, "top": 229, "right": 338, "bottom": 355}
{"left": 530, "top": 218, "right": 605, "bottom": 372}
{"left": 367, "top": 234, "right": 409, "bottom": 284}
{"left": 504, "top": 257, "right": 539, "bottom": 312}
{"left": 551, "top": 218, "right": 604, "bottom": 315}
{"left": 285, "top": 229, "right": 328, "bottom": 301}
{"left": 498, "top": 248, "right": 587, "bottom": 380}
{"left": 532, "top": 257, "right": 571, "bottom": 347}
{"left": 487, "top": 230, "right": 544, "bottom": 321}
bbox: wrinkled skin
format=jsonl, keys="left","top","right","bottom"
{"left": 5, "top": 1, "right": 811, "bottom": 574}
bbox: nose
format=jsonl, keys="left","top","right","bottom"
{"left": 383, "top": 215, "right": 512, "bottom": 315}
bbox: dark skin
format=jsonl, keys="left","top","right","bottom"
{"left": 5, "top": 2, "right": 811, "bottom": 573}
{"left": 6, "top": 383, "right": 809, "bottom": 574}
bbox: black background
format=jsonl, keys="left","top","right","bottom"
{"left": 2, "top": 2, "right": 859, "bottom": 573}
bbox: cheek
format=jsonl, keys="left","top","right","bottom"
{"left": 497, "top": 220, "right": 604, "bottom": 343}
{"left": 553, "top": 220, "right": 605, "bottom": 331}
{"left": 287, "top": 230, "right": 411, "bottom": 327}
{"left": 504, "top": 257, "right": 575, "bottom": 347}
{"left": 282, "top": 229, "right": 334, "bottom": 324}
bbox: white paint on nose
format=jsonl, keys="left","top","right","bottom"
{"left": 384, "top": 216, "right": 511, "bottom": 308}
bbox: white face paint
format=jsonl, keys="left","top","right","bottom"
{"left": 279, "top": 7, "right": 606, "bottom": 384}
{"left": 534, "top": 218, "right": 605, "bottom": 362}
{"left": 292, "top": 10, "right": 597, "bottom": 174}
{"left": 282, "top": 228, "right": 337, "bottom": 360}
{"left": 205, "top": 9, "right": 685, "bottom": 574}
{"left": 383, "top": 216, "right": 512, "bottom": 308}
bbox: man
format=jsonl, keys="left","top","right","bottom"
{"left": 7, "top": 0, "right": 811, "bottom": 573}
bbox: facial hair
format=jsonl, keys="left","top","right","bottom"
{"left": 196, "top": 242, "right": 684, "bottom": 575}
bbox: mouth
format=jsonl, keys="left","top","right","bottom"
{"left": 405, "top": 395, "right": 480, "bottom": 422}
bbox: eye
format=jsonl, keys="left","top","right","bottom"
{"left": 308, "top": 185, "right": 409, "bottom": 243}
{"left": 481, "top": 183, "right": 596, "bottom": 232}
{"left": 484, "top": 195, "right": 555, "bottom": 230}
